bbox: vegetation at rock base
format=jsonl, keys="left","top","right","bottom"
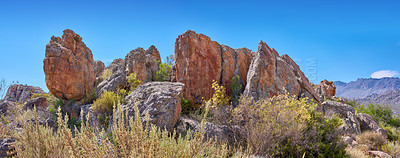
{"left": 155, "top": 55, "right": 174, "bottom": 81}
{"left": 101, "top": 68, "right": 112, "bottom": 81}
{"left": 229, "top": 75, "right": 242, "bottom": 107}
{"left": 12, "top": 102, "right": 229, "bottom": 157}
{"left": 92, "top": 91, "right": 121, "bottom": 115}
{"left": 127, "top": 73, "right": 141, "bottom": 93}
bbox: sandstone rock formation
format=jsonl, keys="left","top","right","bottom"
{"left": 112, "top": 82, "right": 184, "bottom": 132}
{"left": 94, "top": 60, "right": 105, "bottom": 78}
{"left": 357, "top": 113, "right": 388, "bottom": 138}
{"left": 43, "top": 29, "right": 96, "bottom": 100}
{"left": 125, "top": 47, "right": 159, "bottom": 83}
{"left": 23, "top": 97, "right": 47, "bottom": 110}
{"left": 4, "top": 84, "right": 44, "bottom": 102}
{"left": 315, "top": 80, "right": 336, "bottom": 101}
{"left": 0, "top": 101, "right": 13, "bottom": 115}
{"left": 175, "top": 30, "right": 252, "bottom": 103}
{"left": 146, "top": 45, "right": 161, "bottom": 62}
{"left": 321, "top": 101, "right": 361, "bottom": 135}
{"left": 243, "top": 41, "right": 320, "bottom": 103}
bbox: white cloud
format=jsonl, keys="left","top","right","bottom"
{"left": 371, "top": 70, "right": 400, "bottom": 79}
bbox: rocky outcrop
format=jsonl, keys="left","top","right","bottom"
{"left": 0, "top": 138, "right": 15, "bottom": 157}
{"left": 23, "top": 97, "right": 47, "bottom": 110}
{"left": 79, "top": 104, "right": 106, "bottom": 132}
{"left": 4, "top": 84, "right": 44, "bottom": 102}
{"left": 321, "top": 101, "right": 361, "bottom": 135}
{"left": 112, "top": 82, "right": 184, "bottom": 132}
{"left": 0, "top": 101, "right": 13, "bottom": 115}
{"left": 95, "top": 70, "right": 126, "bottom": 98}
{"left": 243, "top": 41, "right": 320, "bottom": 103}
{"left": 175, "top": 30, "right": 252, "bottom": 103}
{"left": 146, "top": 45, "right": 161, "bottom": 62}
{"left": 125, "top": 47, "right": 159, "bottom": 83}
{"left": 315, "top": 80, "right": 336, "bottom": 101}
{"left": 43, "top": 29, "right": 96, "bottom": 100}
{"left": 175, "top": 115, "right": 238, "bottom": 146}
{"left": 357, "top": 113, "right": 388, "bottom": 138}
{"left": 94, "top": 60, "right": 105, "bottom": 78}
{"left": 368, "top": 151, "right": 392, "bottom": 158}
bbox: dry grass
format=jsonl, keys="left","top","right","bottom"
{"left": 346, "top": 147, "right": 369, "bottom": 158}
{"left": 12, "top": 102, "right": 228, "bottom": 157}
{"left": 356, "top": 131, "right": 387, "bottom": 150}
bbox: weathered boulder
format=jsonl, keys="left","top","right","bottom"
{"left": 124, "top": 47, "right": 159, "bottom": 83}
{"left": 175, "top": 30, "right": 252, "bottom": 103}
{"left": 23, "top": 97, "right": 47, "bottom": 110}
{"left": 315, "top": 80, "right": 336, "bottom": 101}
{"left": 112, "top": 82, "right": 184, "bottom": 132}
{"left": 342, "top": 136, "right": 358, "bottom": 147}
{"left": 243, "top": 41, "right": 321, "bottom": 103}
{"left": 79, "top": 104, "right": 106, "bottom": 132}
{"left": 368, "top": 151, "right": 392, "bottom": 158}
{"left": 175, "top": 115, "right": 238, "bottom": 146}
{"left": 43, "top": 29, "right": 96, "bottom": 100}
{"left": 96, "top": 71, "right": 127, "bottom": 98}
{"left": 357, "top": 113, "right": 388, "bottom": 138}
{"left": 0, "top": 138, "right": 15, "bottom": 157}
{"left": 94, "top": 60, "right": 105, "bottom": 78}
{"left": 4, "top": 84, "right": 44, "bottom": 102}
{"left": 0, "top": 101, "right": 13, "bottom": 115}
{"left": 321, "top": 101, "right": 361, "bottom": 135}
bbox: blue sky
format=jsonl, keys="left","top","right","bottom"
{"left": 1, "top": 0, "right": 399, "bottom": 92}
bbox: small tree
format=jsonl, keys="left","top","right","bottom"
{"left": 127, "top": 73, "right": 141, "bottom": 93}
{"left": 155, "top": 55, "right": 174, "bottom": 81}
{"left": 230, "top": 75, "right": 242, "bottom": 107}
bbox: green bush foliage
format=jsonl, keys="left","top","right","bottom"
{"left": 155, "top": 55, "right": 174, "bottom": 81}
{"left": 92, "top": 91, "right": 121, "bottom": 115}
{"left": 229, "top": 75, "right": 242, "bottom": 107}
{"left": 232, "top": 92, "right": 347, "bottom": 157}
{"left": 127, "top": 73, "right": 141, "bottom": 93}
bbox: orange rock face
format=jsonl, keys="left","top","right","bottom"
{"left": 146, "top": 45, "right": 161, "bottom": 63}
{"left": 244, "top": 41, "right": 321, "bottom": 104}
{"left": 175, "top": 30, "right": 253, "bottom": 103}
{"left": 43, "top": 29, "right": 96, "bottom": 100}
{"left": 4, "top": 84, "right": 45, "bottom": 102}
{"left": 124, "top": 47, "right": 160, "bottom": 82}
{"left": 315, "top": 79, "right": 336, "bottom": 100}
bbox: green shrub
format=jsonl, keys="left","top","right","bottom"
{"left": 155, "top": 55, "right": 174, "bottom": 81}
{"left": 232, "top": 92, "right": 346, "bottom": 157}
{"left": 181, "top": 96, "right": 194, "bottom": 114}
{"left": 356, "top": 103, "right": 400, "bottom": 128}
{"left": 383, "top": 125, "right": 400, "bottom": 141}
{"left": 210, "top": 80, "right": 230, "bottom": 108}
{"left": 79, "top": 89, "right": 96, "bottom": 105}
{"left": 229, "top": 75, "right": 242, "bottom": 107}
{"left": 127, "top": 73, "right": 141, "bottom": 93}
{"left": 92, "top": 91, "right": 121, "bottom": 114}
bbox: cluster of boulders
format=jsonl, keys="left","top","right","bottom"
{"left": 0, "top": 29, "right": 394, "bottom": 157}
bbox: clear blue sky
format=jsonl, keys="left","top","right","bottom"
{"left": 1, "top": 0, "right": 400, "bottom": 92}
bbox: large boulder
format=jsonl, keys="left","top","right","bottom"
{"left": 357, "top": 113, "right": 388, "bottom": 138}
{"left": 4, "top": 84, "right": 45, "bottom": 102}
{"left": 243, "top": 41, "right": 321, "bottom": 103}
{"left": 23, "top": 97, "right": 47, "bottom": 110}
{"left": 0, "top": 101, "right": 13, "bottom": 115}
{"left": 0, "top": 138, "right": 15, "bottom": 157}
{"left": 315, "top": 80, "right": 336, "bottom": 101}
{"left": 321, "top": 101, "right": 361, "bottom": 135}
{"left": 124, "top": 47, "right": 160, "bottom": 83}
{"left": 174, "top": 30, "right": 252, "bottom": 103}
{"left": 111, "top": 82, "right": 184, "bottom": 132}
{"left": 175, "top": 115, "right": 238, "bottom": 146}
{"left": 43, "top": 29, "right": 96, "bottom": 100}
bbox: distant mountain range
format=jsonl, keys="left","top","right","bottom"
{"left": 335, "top": 77, "right": 400, "bottom": 99}
{"left": 334, "top": 77, "right": 400, "bottom": 115}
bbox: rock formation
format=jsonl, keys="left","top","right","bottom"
{"left": 174, "top": 30, "right": 252, "bottom": 103}
{"left": 112, "top": 82, "right": 184, "bottom": 132}
{"left": 357, "top": 113, "right": 388, "bottom": 138}
{"left": 315, "top": 79, "right": 336, "bottom": 101}
{"left": 321, "top": 101, "right": 361, "bottom": 135}
{"left": 124, "top": 47, "right": 159, "bottom": 82}
{"left": 3, "top": 84, "right": 44, "bottom": 102}
{"left": 146, "top": 45, "right": 161, "bottom": 62}
{"left": 23, "top": 97, "right": 47, "bottom": 110}
{"left": 43, "top": 29, "right": 96, "bottom": 100}
{"left": 94, "top": 60, "right": 105, "bottom": 78}
{"left": 243, "top": 41, "right": 320, "bottom": 103}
